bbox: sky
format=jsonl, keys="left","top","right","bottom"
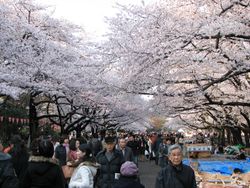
{"left": 42, "top": 0, "right": 148, "bottom": 37}
{"left": 42, "top": 0, "right": 116, "bottom": 36}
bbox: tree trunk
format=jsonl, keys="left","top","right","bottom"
{"left": 220, "top": 129, "right": 225, "bottom": 146}
{"left": 29, "top": 94, "right": 39, "bottom": 142}
{"left": 238, "top": 129, "right": 243, "bottom": 145}
{"left": 60, "top": 125, "right": 66, "bottom": 136}
{"left": 226, "top": 128, "right": 232, "bottom": 145}
{"left": 244, "top": 131, "right": 250, "bottom": 147}
{"left": 76, "top": 125, "right": 81, "bottom": 138}
{"left": 231, "top": 128, "right": 243, "bottom": 145}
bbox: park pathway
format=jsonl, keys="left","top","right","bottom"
{"left": 139, "top": 160, "right": 160, "bottom": 188}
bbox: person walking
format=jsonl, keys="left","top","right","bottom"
{"left": 68, "top": 143, "right": 99, "bottom": 188}
{"left": 155, "top": 144, "right": 197, "bottom": 188}
{"left": 89, "top": 134, "right": 103, "bottom": 157}
{"left": 96, "top": 136, "right": 124, "bottom": 188}
{"left": 0, "top": 140, "right": 19, "bottom": 188}
{"left": 126, "top": 134, "right": 140, "bottom": 166}
{"left": 8, "top": 135, "right": 29, "bottom": 186}
{"left": 158, "top": 137, "right": 171, "bottom": 168}
{"left": 55, "top": 137, "right": 67, "bottom": 166}
{"left": 68, "top": 139, "right": 79, "bottom": 162}
{"left": 117, "top": 138, "right": 134, "bottom": 162}
{"left": 113, "top": 161, "right": 145, "bottom": 188}
{"left": 21, "top": 138, "right": 65, "bottom": 188}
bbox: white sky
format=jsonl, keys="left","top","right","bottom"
{"left": 42, "top": 0, "right": 148, "bottom": 37}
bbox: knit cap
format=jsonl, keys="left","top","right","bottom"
{"left": 120, "top": 161, "right": 138, "bottom": 176}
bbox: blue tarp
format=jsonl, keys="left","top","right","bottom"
{"left": 183, "top": 158, "right": 250, "bottom": 175}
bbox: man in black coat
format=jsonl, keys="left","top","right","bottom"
{"left": 117, "top": 138, "right": 134, "bottom": 162}
{"left": 155, "top": 144, "right": 197, "bottom": 188}
{"left": 126, "top": 135, "right": 140, "bottom": 165}
{"left": 96, "top": 136, "right": 124, "bottom": 188}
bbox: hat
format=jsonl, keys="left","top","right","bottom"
{"left": 79, "top": 143, "right": 90, "bottom": 152}
{"left": 104, "top": 136, "right": 116, "bottom": 144}
{"left": 120, "top": 161, "right": 138, "bottom": 176}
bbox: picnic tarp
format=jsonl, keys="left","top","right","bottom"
{"left": 183, "top": 158, "right": 250, "bottom": 175}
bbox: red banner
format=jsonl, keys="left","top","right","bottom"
{"left": 0, "top": 116, "right": 29, "bottom": 124}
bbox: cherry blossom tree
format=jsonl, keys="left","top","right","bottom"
{"left": 0, "top": 0, "right": 112, "bottom": 139}
{"left": 2, "top": 0, "right": 250, "bottom": 143}
{"left": 99, "top": 0, "right": 250, "bottom": 144}
{"left": 0, "top": 0, "right": 147, "bottom": 139}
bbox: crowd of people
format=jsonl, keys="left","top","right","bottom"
{"left": 0, "top": 130, "right": 208, "bottom": 188}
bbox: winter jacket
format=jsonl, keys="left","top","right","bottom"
{"left": 0, "top": 152, "right": 19, "bottom": 188}
{"left": 158, "top": 144, "right": 169, "bottom": 168}
{"left": 9, "top": 147, "right": 29, "bottom": 183}
{"left": 55, "top": 144, "right": 67, "bottom": 166}
{"left": 69, "top": 161, "right": 99, "bottom": 188}
{"left": 126, "top": 141, "right": 140, "bottom": 156}
{"left": 21, "top": 156, "right": 65, "bottom": 188}
{"left": 96, "top": 149, "right": 124, "bottom": 188}
{"left": 117, "top": 146, "right": 134, "bottom": 162}
{"left": 155, "top": 162, "right": 197, "bottom": 188}
{"left": 113, "top": 176, "right": 145, "bottom": 188}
